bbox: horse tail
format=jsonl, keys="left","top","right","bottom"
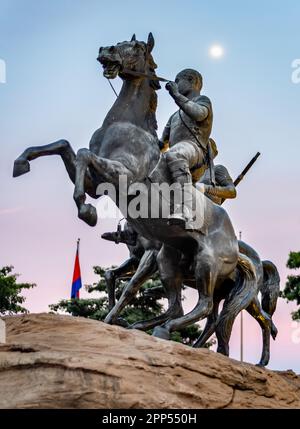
{"left": 215, "top": 253, "right": 257, "bottom": 353}
{"left": 260, "top": 260, "right": 280, "bottom": 317}
{"left": 226, "top": 252, "right": 258, "bottom": 312}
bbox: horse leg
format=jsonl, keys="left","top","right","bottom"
{"left": 132, "top": 245, "right": 184, "bottom": 333}
{"left": 215, "top": 302, "right": 237, "bottom": 357}
{"left": 153, "top": 249, "right": 215, "bottom": 339}
{"left": 215, "top": 290, "right": 256, "bottom": 357}
{"left": 131, "top": 293, "right": 181, "bottom": 332}
{"left": 105, "top": 255, "right": 140, "bottom": 310}
{"left": 131, "top": 287, "right": 182, "bottom": 331}
{"left": 246, "top": 297, "right": 272, "bottom": 367}
{"left": 13, "top": 140, "right": 96, "bottom": 196}
{"left": 193, "top": 297, "right": 220, "bottom": 348}
{"left": 143, "top": 285, "right": 165, "bottom": 300}
{"left": 261, "top": 261, "right": 280, "bottom": 340}
{"left": 73, "top": 148, "right": 132, "bottom": 226}
{"left": 104, "top": 250, "right": 157, "bottom": 324}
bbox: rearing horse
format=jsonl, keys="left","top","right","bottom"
{"left": 13, "top": 34, "right": 256, "bottom": 341}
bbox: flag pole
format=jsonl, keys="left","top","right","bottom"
{"left": 239, "top": 231, "right": 244, "bottom": 363}
{"left": 77, "top": 238, "right": 80, "bottom": 253}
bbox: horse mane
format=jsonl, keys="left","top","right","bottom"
{"left": 145, "top": 51, "right": 160, "bottom": 137}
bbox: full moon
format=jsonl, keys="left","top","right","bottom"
{"left": 209, "top": 45, "right": 224, "bottom": 58}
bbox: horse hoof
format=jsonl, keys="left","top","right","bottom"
{"left": 129, "top": 322, "right": 144, "bottom": 330}
{"left": 13, "top": 159, "right": 30, "bottom": 177}
{"left": 78, "top": 204, "right": 97, "bottom": 226}
{"left": 152, "top": 326, "right": 170, "bottom": 340}
{"left": 115, "top": 318, "right": 129, "bottom": 328}
{"left": 271, "top": 323, "right": 278, "bottom": 340}
{"left": 104, "top": 314, "right": 114, "bottom": 324}
{"left": 192, "top": 339, "right": 203, "bottom": 348}
{"left": 256, "top": 359, "right": 268, "bottom": 368}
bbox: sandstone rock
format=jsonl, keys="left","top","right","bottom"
{"left": 0, "top": 313, "right": 299, "bottom": 409}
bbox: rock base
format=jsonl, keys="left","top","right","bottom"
{"left": 0, "top": 313, "right": 299, "bottom": 409}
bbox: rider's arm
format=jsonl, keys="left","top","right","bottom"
{"left": 173, "top": 94, "right": 209, "bottom": 122}
{"left": 204, "top": 165, "right": 237, "bottom": 200}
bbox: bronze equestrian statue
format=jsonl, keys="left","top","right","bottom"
{"left": 13, "top": 33, "right": 278, "bottom": 366}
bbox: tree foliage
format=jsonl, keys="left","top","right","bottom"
{"left": 281, "top": 251, "right": 300, "bottom": 320}
{"left": 50, "top": 266, "right": 214, "bottom": 347}
{"left": 0, "top": 266, "right": 36, "bottom": 315}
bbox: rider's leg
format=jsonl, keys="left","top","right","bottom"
{"left": 165, "top": 142, "right": 204, "bottom": 228}
{"left": 102, "top": 229, "right": 138, "bottom": 246}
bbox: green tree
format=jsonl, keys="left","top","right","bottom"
{"left": 281, "top": 251, "right": 300, "bottom": 320}
{"left": 50, "top": 266, "right": 214, "bottom": 347}
{"left": 0, "top": 266, "right": 36, "bottom": 315}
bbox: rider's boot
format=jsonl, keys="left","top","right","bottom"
{"left": 101, "top": 229, "right": 138, "bottom": 246}
{"left": 167, "top": 159, "right": 194, "bottom": 229}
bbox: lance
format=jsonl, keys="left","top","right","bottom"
{"left": 221, "top": 152, "right": 261, "bottom": 205}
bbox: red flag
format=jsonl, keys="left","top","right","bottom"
{"left": 71, "top": 239, "right": 82, "bottom": 299}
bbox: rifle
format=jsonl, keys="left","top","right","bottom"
{"left": 221, "top": 152, "right": 261, "bottom": 205}
{"left": 233, "top": 152, "right": 261, "bottom": 187}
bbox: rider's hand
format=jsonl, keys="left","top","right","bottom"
{"left": 166, "top": 81, "right": 179, "bottom": 97}
{"left": 196, "top": 183, "right": 206, "bottom": 194}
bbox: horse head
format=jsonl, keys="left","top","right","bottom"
{"left": 97, "top": 33, "right": 159, "bottom": 88}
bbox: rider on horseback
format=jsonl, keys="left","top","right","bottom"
{"left": 196, "top": 139, "right": 237, "bottom": 205}
{"left": 159, "top": 68, "right": 213, "bottom": 228}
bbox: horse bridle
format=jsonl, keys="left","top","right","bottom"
{"left": 106, "top": 67, "right": 171, "bottom": 98}
{"left": 106, "top": 43, "right": 171, "bottom": 97}
{"left": 106, "top": 68, "right": 170, "bottom": 98}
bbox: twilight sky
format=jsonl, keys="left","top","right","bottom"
{"left": 0, "top": 0, "right": 299, "bottom": 371}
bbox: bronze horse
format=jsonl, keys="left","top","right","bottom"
{"left": 14, "top": 34, "right": 261, "bottom": 355}
{"left": 102, "top": 223, "right": 279, "bottom": 366}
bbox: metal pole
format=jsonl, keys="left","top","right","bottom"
{"left": 0, "top": 319, "right": 6, "bottom": 344}
{"left": 239, "top": 231, "right": 244, "bottom": 363}
{"left": 240, "top": 306, "right": 244, "bottom": 363}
